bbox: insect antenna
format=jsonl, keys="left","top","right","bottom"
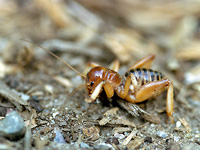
{"left": 68, "top": 84, "right": 86, "bottom": 98}
{"left": 22, "top": 39, "right": 86, "bottom": 78}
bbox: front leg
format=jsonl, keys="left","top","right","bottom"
{"left": 115, "top": 75, "right": 132, "bottom": 99}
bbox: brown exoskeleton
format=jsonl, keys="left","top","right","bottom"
{"left": 85, "top": 54, "right": 174, "bottom": 123}
{"left": 23, "top": 40, "right": 174, "bottom": 123}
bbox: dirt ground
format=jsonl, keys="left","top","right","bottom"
{"left": 0, "top": 0, "right": 200, "bottom": 150}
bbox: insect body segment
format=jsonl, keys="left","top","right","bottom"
{"left": 125, "top": 68, "right": 164, "bottom": 89}
{"left": 117, "top": 68, "right": 167, "bottom": 103}
{"left": 85, "top": 66, "right": 122, "bottom": 102}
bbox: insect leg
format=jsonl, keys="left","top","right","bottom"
{"left": 85, "top": 81, "right": 104, "bottom": 103}
{"left": 82, "top": 62, "right": 100, "bottom": 76}
{"left": 129, "top": 54, "right": 155, "bottom": 70}
{"left": 109, "top": 60, "right": 120, "bottom": 72}
{"left": 134, "top": 79, "right": 174, "bottom": 122}
{"left": 116, "top": 75, "right": 131, "bottom": 99}
{"left": 166, "top": 80, "right": 174, "bottom": 123}
{"left": 104, "top": 83, "right": 114, "bottom": 98}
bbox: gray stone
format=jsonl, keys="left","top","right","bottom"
{"left": 79, "top": 142, "right": 90, "bottom": 149}
{"left": 157, "top": 131, "right": 168, "bottom": 138}
{"left": 53, "top": 129, "right": 66, "bottom": 143}
{"left": 0, "top": 111, "right": 25, "bottom": 140}
{"left": 182, "top": 143, "right": 200, "bottom": 150}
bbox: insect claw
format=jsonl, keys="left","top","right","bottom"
{"left": 85, "top": 97, "right": 95, "bottom": 103}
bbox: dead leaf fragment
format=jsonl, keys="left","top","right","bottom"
{"left": 113, "top": 127, "right": 132, "bottom": 134}
{"left": 142, "top": 113, "right": 161, "bottom": 124}
{"left": 99, "top": 107, "right": 136, "bottom": 127}
{"left": 54, "top": 76, "right": 72, "bottom": 88}
{"left": 127, "top": 137, "right": 144, "bottom": 149}
{"left": 99, "top": 107, "right": 119, "bottom": 126}
{"left": 82, "top": 126, "right": 100, "bottom": 141}
{"left": 113, "top": 117, "right": 136, "bottom": 128}
{"left": 179, "top": 117, "right": 191, "bottom": 132}
{"left": 117, "top": 99, "right": 149, "bottom": 117}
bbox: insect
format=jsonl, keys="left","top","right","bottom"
{"left": 23, "top": 40, "right": 174, "bottom": 123}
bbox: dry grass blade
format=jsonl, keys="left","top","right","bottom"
{"left": 53, "top": 76, "right": 73, "bottom": 88}
{"left": 122, "top": 130, "right": 137, "bottom": 146}
{"left": 127, "top": 137, "right": 144, "bottom": 149}
{"left": 179, "top": 117, "right": 191, "bottom": 132}
{"left": 39, "top": 39, "right": 108, "bottom": 60}
{"left": 176, "top": 43, "right": 200, "bottom": 61}
{"left": 113, "top": 127, "right": 132, "bottom": 134}
{"left": 103, "top": 29, "right": 157, "bottom": 63}
{"left": 0, "top": 80, "right": 28, "bottom": 111}
{"left": 99, "top": 107, "right": 136, "bottom": 127}
{"left": 35, "top": 0, "right": 71, "bottom": 27}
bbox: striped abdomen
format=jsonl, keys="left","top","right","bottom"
{"left": 125, "top": 68, "right": 164, "bottom": 90}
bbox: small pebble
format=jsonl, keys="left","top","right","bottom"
{"left": 94, "top": 143, "right": 114, "bottom": 150}
{"left": 54, "top": 129, "right": 66, "bottom": 143}
{"left": 32, "top": 96, "right": 39, "bottom": 102}
{"left": 45, "top": 84, "right": 54, "bottom": 94}
{"left": 20, "top": 93, "right": 30, "bottom": 101}
{"left": 0, "top": 111, "right": 25, "bottom": 140}
{"left": 174, "top": 136, "right": 180, "bottom": 142}
{"left": 176, "top": 121, "right": 182, "bottom": 128}
{"left": 114, "top": 133, "right": 125, "bottom": 139}
{"left": 79, "top": 142, "right": 90, "bottom": 149}
{"left": 157, "top": 131, "right": 168, "bottom": 138}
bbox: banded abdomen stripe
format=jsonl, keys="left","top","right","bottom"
{"left": 125, "top": 68, "right": 164, "bottom": 87}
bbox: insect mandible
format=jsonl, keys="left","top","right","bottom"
{"left": 23, "top": 40, "right": 174, "bottom": 123}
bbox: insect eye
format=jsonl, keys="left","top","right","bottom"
{"left": 90, "top": 81, "right": 94, "bottom": 86}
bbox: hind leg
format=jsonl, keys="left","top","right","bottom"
{"left": 109, "top": 60, "right": 120, "bottom": 72}
{"left": 129, "top": 54, "right": 155, "bottom": 70}
{"left": 126, "top": 79, "right": 174, "bottom": 123}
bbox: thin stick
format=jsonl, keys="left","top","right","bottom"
{"left": 21, "top": 39, "right": 86, "bottom": 78}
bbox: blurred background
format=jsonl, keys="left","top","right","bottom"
{"left": 1, "top": 0, "right": 200, "bottom": 83}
